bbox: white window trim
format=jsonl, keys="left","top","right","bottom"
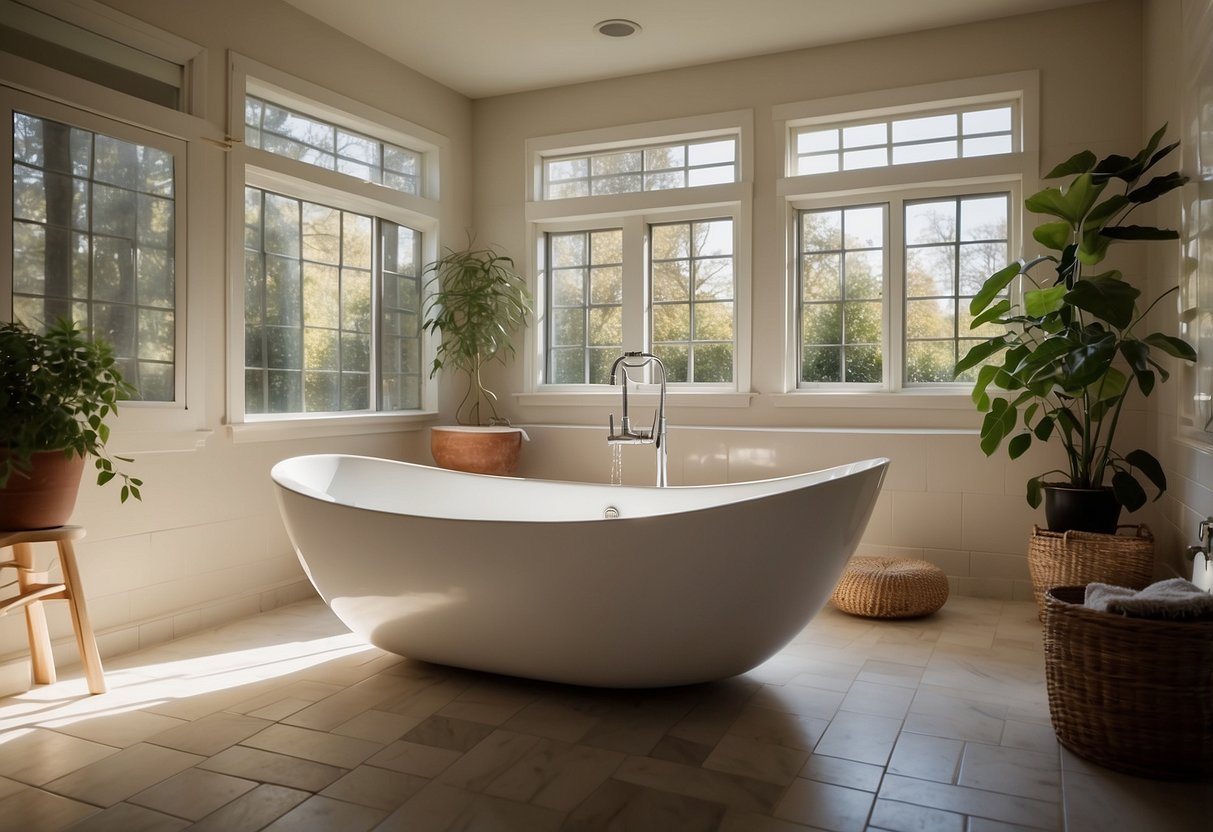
{"left": 520, "top": 110, "right": 754, "bottom": 406}
{"left": 775, "top": 72, "right": 1039, "bottom": 402}
{"left": 2, "top": 55, "right": 216, "bottom": 446}
{"left": 225, "top": 54, "right": 447, "bottom": 435}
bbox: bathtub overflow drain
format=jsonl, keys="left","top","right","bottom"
{"left": 604, "top": 506, "right": 620, "bottom": 519}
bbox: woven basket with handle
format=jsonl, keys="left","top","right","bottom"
{"left": 1027, "top": 525, "right": 1153, "bottom": 622}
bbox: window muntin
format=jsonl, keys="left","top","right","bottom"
{"left": 12, "top": 110, "right": 177, "bottom": 400}
{"left": 794, "top": 104, "right": 1014, "bottom": 176}
{"left": 244, "top": 95, "right": 422, "bottom": 196}
{"left": 545, "top": 228, "right": 623, "bottom": 384}
{"left": 799, "top": 206, "right": 885, "bottom": 384}
{"left": 543, "top": 137, "right": 737, "bottom": 199}
{"left": 904, "top": 194, "right": 1009, "bottom": 384}
{"left": 243, "top": 186, "right": 422, "bottom": 414}
{"left": 651, "top": 218, "right": 735, "bottom": 383}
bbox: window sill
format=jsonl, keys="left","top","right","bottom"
{"left": 770, "top": 390, "right": 975, "bottom": 409}
{"left": 514, "top": 391, "right": 755, "bottom": 409}
{"left": 227, "top": 411, "right": 438, "bottom": 443}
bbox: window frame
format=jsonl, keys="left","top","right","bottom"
{"left": 225, "top": 54, "right": 447, "bottom": 434}
{"left": 521, "top": 110, "right": 754, "bottom": 406}
{"left": 2, "top": 21, "right": 215, "bottom": 446}
{"left": 775, "top": 72, "right": 1038, "bottom": 405}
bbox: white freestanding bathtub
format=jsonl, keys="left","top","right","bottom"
{"left": 271, "top": 454, "right": 888, "bottom": 688}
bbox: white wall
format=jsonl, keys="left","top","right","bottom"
{"left": 1142, "top": 0, "right": 1213, "bottom": 579}
{"left": 0, "top": 0, "right": 471, "bottom": 694}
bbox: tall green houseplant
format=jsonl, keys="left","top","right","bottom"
{"left": 956, "top": 125, "right": 1196, "bottom": 531}
{"left": 421, "top": 243, "right": 532, "bottom": 426}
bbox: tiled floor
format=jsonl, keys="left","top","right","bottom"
{"left": 0, "top": 595, "right": 1208, "bottom": 831}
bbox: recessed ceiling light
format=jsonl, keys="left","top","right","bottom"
{"left": 594, "top": 19, "right": 641, "bottom": 38}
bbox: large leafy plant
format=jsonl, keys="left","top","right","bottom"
{"left": 0, "top": 318, "right": 142, "bottom": 501}
{"left": 421, "top": 243, "right": 532, "bottom": 426}
{"left": 956, "top": 125, "right": 1196, "bottom": 512}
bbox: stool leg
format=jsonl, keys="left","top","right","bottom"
{"left": 57, "top": 540, "right": 106, "bottom": 695}
{"left": 14, "top": 543, "right": 56, "bottom": 685}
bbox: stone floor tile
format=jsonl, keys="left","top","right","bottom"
{"left": 0, "top": 786, "right": 97, "bottom": 831}
{"left": 957, "top": 742, "right": 1060, "bottom": 803}
{"left": 887, "top": 732, "right": 964, "bottom": 783}
{"left": 799, "top": 753, "right": 884, "bottom": 792}
{"left": 145, "top": 711, "right": 272, "bottom": 757}
{"left": 330, "top": 709, "right": 421, "bottom": 742}
{"left": 261, "top": 794, "right": 387, "bottom": 831}
{"left": 320, "top": 764, "right": 426, "bottom": 811}
{"left": 0, "top": 728, "right": 118, "bottom": 786}
{"left": 564, "top": 779, "right": 725, "bottom": 832}
{"left": 376, "top": 780, "right": 564, "bottom": 831}
{"left": 773, "top": 776, "right": 875, "bottom": 831}
{"left": 365, "top": 739, "right": 462, "bottom": 778}
{"left": 38, "top": 710, "right": 186, "bottom": 749}
{"left": 128, "top": 767, "right": 256, "bottom": 821}
{"left": 240, "top": 722, "right": 384, "bottom": 768}
{"left": 612, "top": 755, "right": 784, "bottom": 814}
{"left": 435, "top": 728, "right": 541, "bottom": 792}
{"left": 869, "top": 797, "right": 966, "bottom": 832}
{"left": 198, "top": 745, "right": 346, "bottom": 792}
{"left": 878, "top": 772, "right": 1060, "bottom": 829}
{"left": 42, "top": 743, "right": 203, "bottom": 808}
{"left": 703, "top": 733, "right": 809, "bottom": 786}
{"left": 812, "top": 710, "right": 902, "bottom": 766}
{"left": 401, "top": 713, "right": 495, "bottom": 752}
{"left": 64, "top": 801, "right": 189, "bottom": 831}
{"left": 189, "top": 783, "right": 310, "bottom": 832}
{"left": 484, "top": 738, "right": 625, "bottom": 812}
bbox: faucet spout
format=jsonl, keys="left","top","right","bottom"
{"left": 606, "top": 352, "right": 668, "bottom": 485}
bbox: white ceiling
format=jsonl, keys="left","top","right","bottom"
{"left": 282, "top": 0, "right": 1092, "bottom": 99}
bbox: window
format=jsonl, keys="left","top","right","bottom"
{"left": 651, "top": 218, "right": 735, "bottom": 383}
{"left": 543, "top": 137, "right": 736, "bottom": 199}
{"left": 242, "top": 188, "right": 422, "bottom": 414}
{"left": 779, "top": 74, "right": 1034, "bottom": 395}
{"left": 527, "top": 111, "right": 752, "bottom": 394}
{"left": 229, "top": 55, "right": 444, "bottom": 423}
{"left": 10, "top": 105, "right": 183, "bottom": 402}
{"left": 244, "top": 96, "right": 421, "bottom": 196}
{"left": 794, "top": 104, "right": 1014, "bottom": 176}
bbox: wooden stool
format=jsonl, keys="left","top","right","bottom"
{"left": 0, "top": 526, "right": 106, "bottom": 694}
{"left": 831, "top": 556, "right": 950, "bottom": 619}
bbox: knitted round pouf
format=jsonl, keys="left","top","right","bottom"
{"left": 831, "top": 557, "right": 950, "bottom": 619}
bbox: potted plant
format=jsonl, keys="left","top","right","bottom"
{"left": 421, "top": 241, "right": 532, "bottom": 475}
{"left": 0, "top": 318, "right": 142, "bottom": 529}
{"left": 956, "top": 125, "right": 1196, "bottom": 534}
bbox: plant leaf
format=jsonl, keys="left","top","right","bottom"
{"left": 1100, "top": 225, "right": 1180, "bottom": 240}
{"left": 1125, "top": 449, "right": 1167, "bottom": 495}
{"left": 1008, "top": 432, "right": 1032, "bottom": 460}
{"left": 1142, "top": 332, "right": 1197, "bottom": 360}
{"left": 955, "top": 336, "right": 1008, "bottom": 378}
{"left": 1026, "top": 477, "right": 1044, "bottom": 508}
{"left": 1032, "top": 221, "right": 1071, "bottom": 251}
{"left": 1127, "top": 171, "right": 1188, "bottom": 204}
{"left": 970, "top": 262, "right": 1021, "bottom": 316}
{"left": 971, "top": 298, "right": 1011, "bottom": 329}
{"left": 1024, "top": 285, "right": 1067, "bottom": 318}
{"left": 1119, "top": 340, "right": 1155, "bottom": 396}
{"left": 1044, "top": 150, "right": 1097, "bottom": 179}
{"left": 1112, "top": 470, "right": 1147, "bottom": 512}
{"left": 1064, "top": 276, "right": 1140, "bottom": 329}
{"left": 1034, "top": 415, "right": 1055, "bottom": 441}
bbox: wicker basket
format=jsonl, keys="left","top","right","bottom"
{"left": 1027, "top": 525, "right": 1153, "bottom": 622}
{"left": 830, "top": 557, "right": 949, "bottom": 619}
{"left": 1044, "top": 586, "right": 1213, "bottom": 781}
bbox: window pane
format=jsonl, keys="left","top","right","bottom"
{"left": 963, "top": 107, "right": 1012, "bottom": 134}
{"left": 693, "top": 343, "right": 733, "bottom": 383}
{"left": 892, "top": 141, "right": 958, "bottom": 164}
{"left": 843, "top": 206, "right": 883, "bottom": 249}
{"left": 543, "top": 135, "right": 736, "bottom": 200}
{"left": 803, "top": 345, "right": 842, "bottom": 383}
{"left": 843, "top": 123, "right": 887, "bottom": 148}
{"left": 844, "top": 251, "right": 883, "bottom": 300}
{"left": 546, "top": 228, "right": 621, "bottom": 384}
{"left": 892, "top": 114, "right": 957, "bottom": 143}
{"left": 798, "top": 154, "right": 840, "bottom": 175}
{"left": 688, "top": 139, "right": 736, "bottom": 165}
{"left": 12, "top": 112, "right": 176, "bottom": 400}
{"left": 246, "top": 186, "right": 410, "bottom": 414}
{"left": 802, "top": 210, "right": 842, "bottom": 252}
{"left": 797, "top": 129, "right": 839, "bottom": 154}
{"left": 802, "top": 253, "right": 841, "bottom": 301}
{"left": 843, "top": 148, "right": 888, "bottom": 170}
{"left": 803, "top": 304, "right": 841, "bottom": 345}
{"left": 246, "top": 96, "right": 421, "bottom": 196}
{"left": 963, "top": 135, "right": 1014, "bottom": 157}
{"left": 904, "top": 194, "right": 1009, "bottom": 385}
{"left": 653, "top": 303, "right": 689, "bottom": 341}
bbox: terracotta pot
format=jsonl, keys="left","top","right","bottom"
{"left": 430, "top": 426, "right": 526, "bottom": 476}
{"left": 0, "top": 449, "right": 86, "bottom": 530}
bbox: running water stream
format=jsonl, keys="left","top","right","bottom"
{"left": 610, "top": 444, "right": 623, "bottom": 486}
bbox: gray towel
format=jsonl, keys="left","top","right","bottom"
{"left": 1084, "top": 578, "right": 1213, "bottom": 620}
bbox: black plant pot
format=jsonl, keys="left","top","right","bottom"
{"left": 1043, "top": 485, "right": 1121, "bottom": 534}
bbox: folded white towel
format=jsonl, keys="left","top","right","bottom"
{"left": 1084, "top": 578, "right": 1213, "bottom": 620}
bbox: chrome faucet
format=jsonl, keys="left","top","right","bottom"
{"left": 607, "top": 351, "right": 668, "bottom": 487}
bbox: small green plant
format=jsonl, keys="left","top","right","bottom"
{"left": 421, "top": 242, "right": 532, "bottom": 426}
{"left": 956, "top": 125, "right": 1196, "bottom": 513}
{"left": 0, "top": 318, "right": 142, "bottom": 501}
